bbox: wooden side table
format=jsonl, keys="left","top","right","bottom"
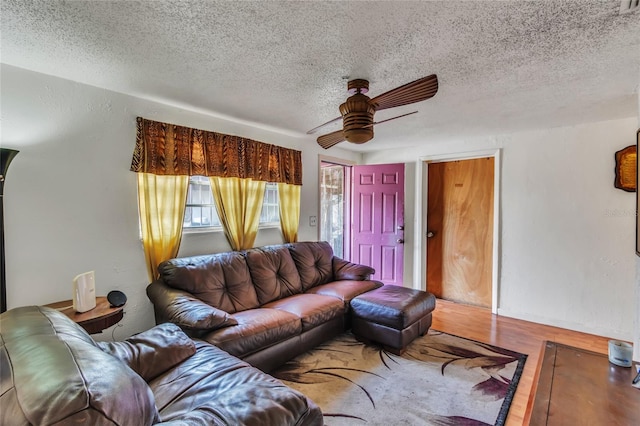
{"left": 531, "top": 341, "right": 640, "bottom": 425}
{"left": 45, "top": 296, "right": 124, "bottom": 334}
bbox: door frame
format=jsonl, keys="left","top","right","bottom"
{"left": 414, "top": 149, "right": 501, "bottom": 314}
{"left": 317, "top": 155, "right": 356, "bottom": 258}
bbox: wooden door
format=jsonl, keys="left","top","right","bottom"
{"left": 426, "top": 157, "right": 494, "bottom": 307}
{"left": 352, "top": 163, "right": 404, "bottom": 286}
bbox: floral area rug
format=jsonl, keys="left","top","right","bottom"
{"left": 272, "top": 331, "right": 526, "bottom": 426}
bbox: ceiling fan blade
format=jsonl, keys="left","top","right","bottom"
{"left": 371, "top": 74, "right": 438, "bottom": 111}
{"left": 366, "top": 111, "right": 418, "bottom": 128}
{"left": 307, "top": 115, "right": 342, "bottom": 134}
{"left": 317, "top": 129, "right": 346, "bottom": 149}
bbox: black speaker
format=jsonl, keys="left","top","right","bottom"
{"left": 107, "top": 290, "right": 127, "bottom": 307}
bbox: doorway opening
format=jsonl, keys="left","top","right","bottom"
{"left": 319, "top": 159, "right": 352, "bottom": 259}
{"left": 416, "top": 149, "right": 501, "bottom": 313}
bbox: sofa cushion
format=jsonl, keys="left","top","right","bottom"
{"left": 151, "top": 340, "right": 323, "bottom": 425}
{"left": 202, "top": 308, "right": 302, "bottom": 358}
{"left": 246, "top": 245, "right": 303, "bottom": 305}
{"left": 263, "top": 294, "right": 344, "bottom": 332}
{"left": 0, "top": 306, "right": 159, "bottom": 426}
{"left": 98, "top": 323, "right": 196, "bottom": 382}
{"left": 288, "top": 241, "right": 335, "bottom": 291}
{"left": 159, "top": 252, "right": 259, "bottom": 313}
{"left": 305, "top": 280, "right": 384, "bottom": 310}
{"left": 147, "top": 281, "right": 238, "bottom": 332}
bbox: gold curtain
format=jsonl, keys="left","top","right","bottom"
{"left": 210, "top": 177, "right": 266, "bottom": 250}
{"left": 278, "top": 183, "right": 301, "bottom": 243}
{"left": 131, "top": 117, "right": 302, "bottom": 185}
{"left": 137, "top": 173, "right": 189, "bottom": 281}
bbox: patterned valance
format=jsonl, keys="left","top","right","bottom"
{"left": 130, "top": 117, "right": 302, "bottom": 185}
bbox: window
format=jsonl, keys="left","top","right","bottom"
{"left": 260, "top": 183, "right": 280, "bottom": 225}
{"left": 184, "top": 176, "right": 220, "bottom": 228}
{"left": 319, "top": 161, "right": 351, "bottom": 259}
{"left": 183, "top": 177, "right": 279, "bottom": 229}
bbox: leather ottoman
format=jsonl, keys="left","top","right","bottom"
{"left": 350, "top": 285, "right": 436, "bottom": 354}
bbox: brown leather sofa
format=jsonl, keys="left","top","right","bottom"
{"left": 0, "top": 306, "right": 322, "bottom": 425}
{"left": 147, "top": 241, "right": 384, "bottom": 372}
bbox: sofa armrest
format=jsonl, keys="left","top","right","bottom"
{"left": 146, "top": 281, "right": 237, "bottom": 332}
{"left": 332, "top": 257, "right": 375, "bottom": 281}
{"left": 98, "top": 323, "right": 196, "bottom": 382}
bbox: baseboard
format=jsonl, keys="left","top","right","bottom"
{"left": 496, "top": 307, "right": 633, "bottom": 342}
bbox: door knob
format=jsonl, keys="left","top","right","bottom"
{"left": 397, "top": 225, "right": 404, "bottom": 231}
{"left": 426, "top": 231, "right": 435, "bottom": 238}
{"left": 396, "top": 239, "right": 404, "bottom": 244}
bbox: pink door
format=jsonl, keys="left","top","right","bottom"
{"left": 351, "top": 163, "right": 404, "bottom": 286}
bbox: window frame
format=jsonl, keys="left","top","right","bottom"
{"left": 183, "top": 176, "right": 280, "bottom": 233}
{"left": 258, "top": 182, "right": 281, "bottom": 228}
{"left": 318, "top": 155, "right": 355, "bottom": 260}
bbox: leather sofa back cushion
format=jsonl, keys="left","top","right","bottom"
{"left": 0, "top": 306, "right": 159, "bottom": 426}
{"left": 288, "top": 241, "right": 335, "bottom": 291}
{"left": 160, "top": 252, "right": 260, "bottom": 313}
{"left": 98, "top": 323, "right": 196, "bottom": 382}
{"left": 246, "top": 246, "right": 303, "bottom": 305}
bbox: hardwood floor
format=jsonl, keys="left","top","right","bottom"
{"left": 430, "top": 299, "right": 613, "bottom": 426}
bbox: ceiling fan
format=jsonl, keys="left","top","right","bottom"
{"left": 308, "top": 74, "right": 438, "bottom": 149}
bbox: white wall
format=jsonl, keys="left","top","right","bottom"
{"left": 0, "top": 65, "right": 360, "bottom": 340}
{"left": 364, "top": 117, "right": 638, "bottom": 342}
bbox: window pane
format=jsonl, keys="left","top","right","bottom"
{"left": 260, "top": 183, "right": 279, "bottom": 224}
{"left": 184, "top": 177, "right": 279, "bottom": 229}
{"left": 184, "top": 176, "right": 220, "bottom": 228}
{"left": 320, "top": 163, "right": 345, "bottom": 258}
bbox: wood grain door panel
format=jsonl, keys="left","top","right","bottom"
{"left": 427, "top": 157, "right": 494, "bottom": 307}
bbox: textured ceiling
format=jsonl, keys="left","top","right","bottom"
{"left": 2, "top": 0, "right": 639, "bottom": 152}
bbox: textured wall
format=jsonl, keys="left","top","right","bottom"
{"left": 364, "top": 117, "right": 638, "bottom": 341}
{"left": 0, "top": 64, "right": 360, "bottom": 340}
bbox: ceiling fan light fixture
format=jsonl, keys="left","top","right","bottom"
{"left": 344, "top": 128, "right": 374, "bottom": 144}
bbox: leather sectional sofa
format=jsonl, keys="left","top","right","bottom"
{"left": 1, "top": 241, "right": 435, "bottom": 425}
{"left": 147, "top": 241, "right": 384, "bottom": 372}
{"left": 0, "top": 305, "right": 322, "bottom": 425}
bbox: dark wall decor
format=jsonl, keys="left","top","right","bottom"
{"left": 615, "top": 144, "right": 636, "bottom": 192}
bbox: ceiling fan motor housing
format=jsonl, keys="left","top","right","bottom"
{"left": 340, "top": 93, "right": 375, "bottom": 143}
